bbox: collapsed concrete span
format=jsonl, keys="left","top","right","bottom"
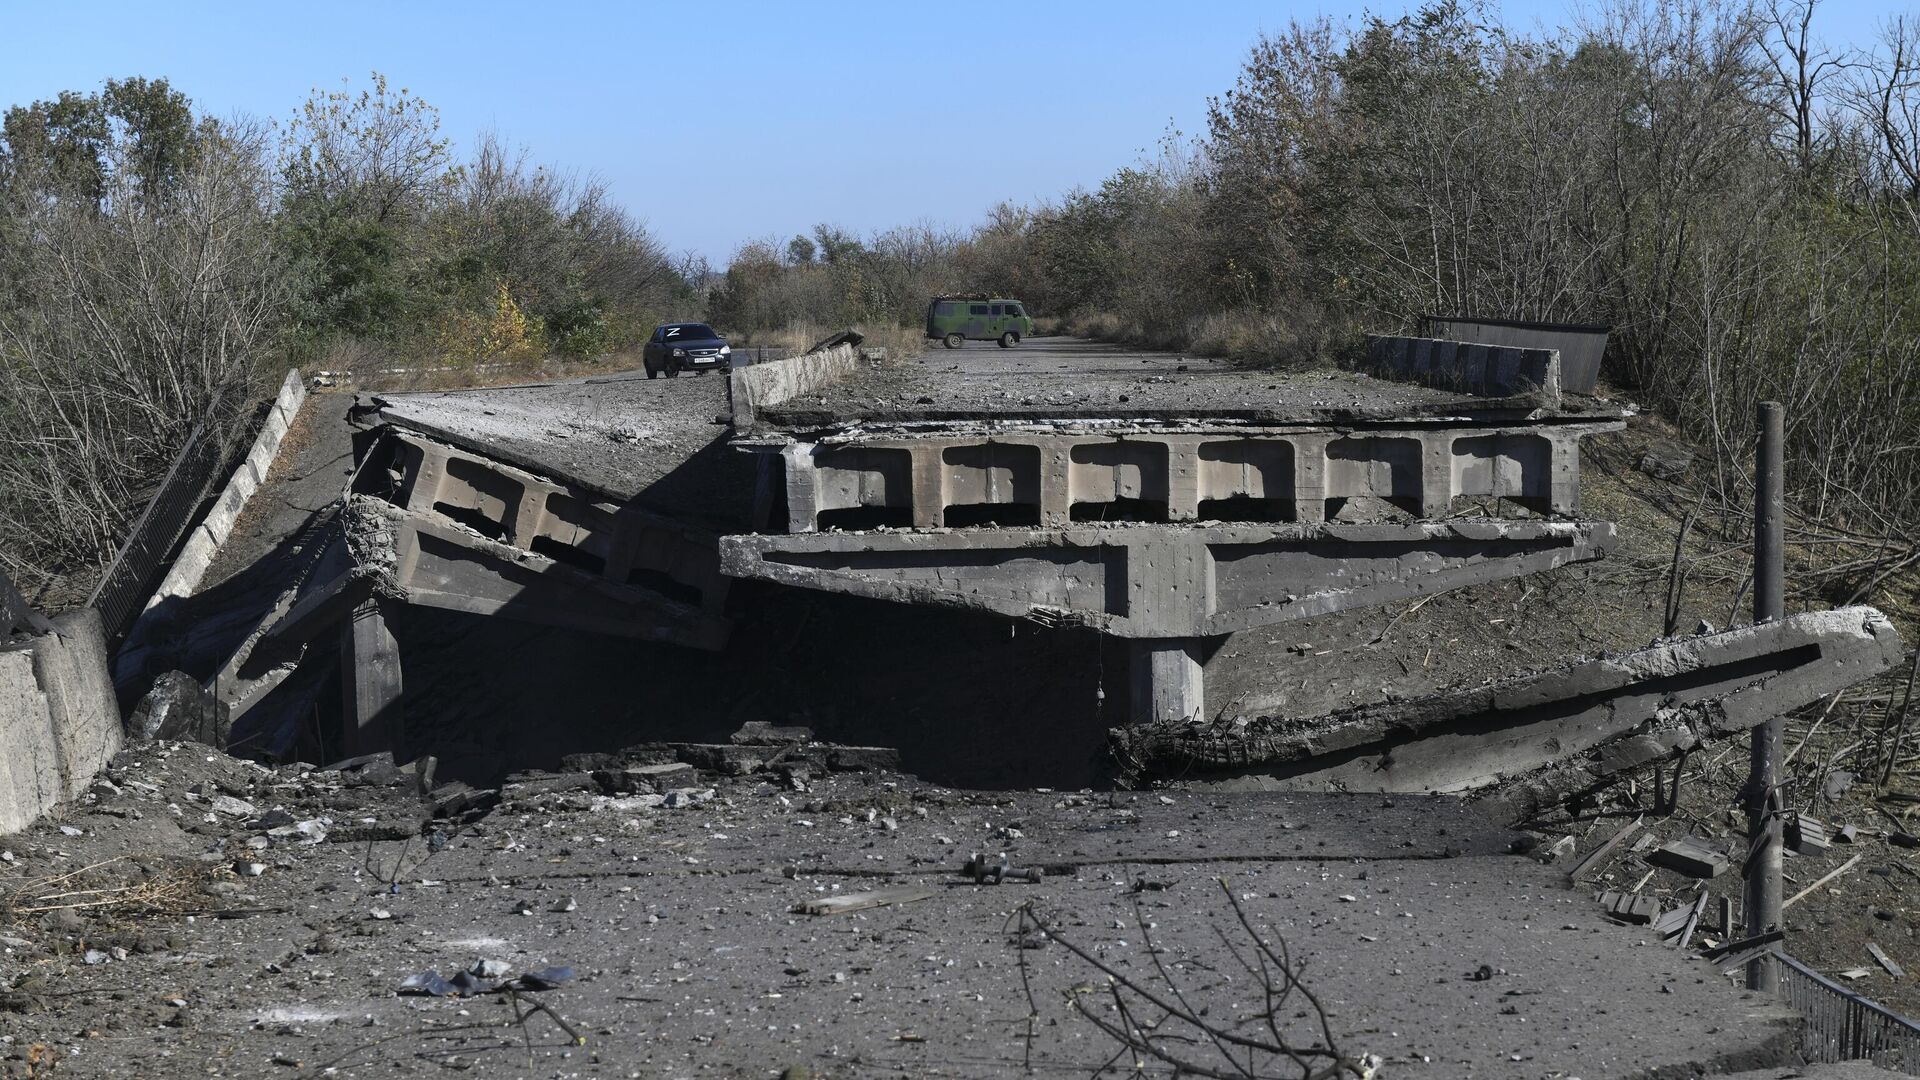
{"left": 1111, "top": 606, "right": 1904, "bottom": 814}
{"left": 180, "top": 336, "right": 1906, "bottom": 802}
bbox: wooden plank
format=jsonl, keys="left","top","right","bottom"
{"left": 1783, "top": 853, "right": 1864, "bottom": 910}
{"left": 1673, "top": 890, "right": 1711, "bottom": 950}
{"left": 1702, "top": 929, "right": 1785, "bottom": 962}
{"left": 1652, "top": 902, "right": 1693, "bottom": 938}
{"left": 1869, "top": 942, "right": 1906, "bottom": 979}
{"left": 1569, "top": 816, "right": 1644, "bottom": 883}
{"left": 792, "top": 886, "right": 937, "bottom": 917}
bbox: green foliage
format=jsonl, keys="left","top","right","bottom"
{"left": 276, "top": 78, "right": 687, "bottom": 361}
{"left": 0, "top": 76, "right": 197, "bottom": 206}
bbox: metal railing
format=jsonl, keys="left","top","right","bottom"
{"left": 86, "top": 423, "right": 225, "bottom": 647}
{"left": 1778, "top": 950, "right": 1920, "bottom": 1071}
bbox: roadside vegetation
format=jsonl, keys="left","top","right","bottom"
{"left": 0, "top": 74, "right": 697, "bottom": 596}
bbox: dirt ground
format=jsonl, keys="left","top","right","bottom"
{"left": 0, "top": 741, "right": 1805, "bottom": 1079}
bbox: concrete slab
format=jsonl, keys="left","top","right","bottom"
{"left": 377, "top": 369, "right": 751, "bottom": 531}
{"left": 1118, "top": 607, "right": 1905, "bottom": 802}
{"left": 757, "top": 337, "right": 1629, "bottom": 428}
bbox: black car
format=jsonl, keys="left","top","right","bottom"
{"left": 642, "top": 323, "right": 731, "bottom": 378}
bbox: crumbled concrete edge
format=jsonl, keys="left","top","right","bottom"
{"left": 1115, "top": 607, "right": 1904, "bottom": 798}
{"left": 340, "top": 494, "right": 404, "bottom": 597}
{"left": 0, "top": 609, "right": 121, "bottom": 835}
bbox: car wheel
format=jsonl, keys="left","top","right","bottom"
{"left": 944, "top": 333, "right": 964, "bottom": 349}
{"left": 645, "top": 361, "right": 658, "bottom": 380}
{"left": 998, "top": 332, "right": 1018, "bottom": 349}
{"left": 665, "top": 366, "right": 680, "bottom": 378}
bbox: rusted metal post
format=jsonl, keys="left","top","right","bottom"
{"left": 1745, "top": 400, "right": 1785, "bottom": 993}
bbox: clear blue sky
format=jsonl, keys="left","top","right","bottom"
{"left": 0, "top": 0, "right": 1898, "bottom": 263}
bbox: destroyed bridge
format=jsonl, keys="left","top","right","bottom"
{"left": 144, "top": 332, "right": 1901, "bottom": 806}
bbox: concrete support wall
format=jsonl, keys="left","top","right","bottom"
{"left": 0, "top": 610, "right": 122, "bottom": 835}
{"left": 340, "top": 599, "right": 403, "bottom": 758}
{"left": 1131, "top": 639, "right": 1206, "bottom": 724}
{"left": 732, "top": 343, "right": 860, "bottom": 425}
{"left": 146, "top": 368, "right": 308, "bottom": 609}
{"left": 778, "top": 421, "right": 1617, "bottom": 533}
{"left": 723, "top": 520, "right": 1614, "bottom": 641}
{"left": 1365, "top": 335, "right": 1562, "bottom": 405}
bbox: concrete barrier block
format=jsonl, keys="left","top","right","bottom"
{"left": 146, "top": 525, "right": 218, "bottom": 608}
{"left": 1365, "top": 335, "right": 1562, "bottom": 406}
{"left": 733, "top": 344, "right": 859, "bottom": 423}
{"left": 0, "top": 650, "right": 61, "bottom": 835}
{"left": 0, "top": 610, "right": 120, "bottom": 835}
{"left": 33, "top": 610, "right": 119, "bottom": 801}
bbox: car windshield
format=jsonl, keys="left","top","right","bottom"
{"left": 663, "top": 324, "right": 719, "bottom": 340}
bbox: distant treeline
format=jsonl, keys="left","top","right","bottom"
{"left": 0, "top": 74, "right": 697, "bottom": 591}
{"left": 718, "top": 0, "right": 1920, "bottom": 573}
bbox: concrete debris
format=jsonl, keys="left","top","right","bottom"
{"left": 730, "top": 721, "right": 815, "bottom": 746}
{"left": 126, "top": 672, "right": 231, "bottom": 747}
{"left": 792, "top": 886, "right": 936, "bottom": 917}
{"left": 1599, "top": 890, "right": 1658, "bottom": 925}
{"left": 396, "top": 964, "right": 573, "bottom": 998}
{"left": 1111, "top": 607, "right": 1902, "bottom": 809}
{"left": 206, "top": 794, "right": 256, "bottom": 818}
{"left": 1636, "top": 440, "right": 1695, "bottom": 481}
{"left": 1825, "top": 769, "right": 1857, "bottom": 801}
{"left": 1870, "top": 942, "right": 1907, "bottom": 979}
{"left": 1646, "top": 838, "right": 1728, "bottom": 879}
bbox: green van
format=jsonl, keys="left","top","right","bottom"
{"left": 925, "top": 296, "right": 1034, "bottom": 349}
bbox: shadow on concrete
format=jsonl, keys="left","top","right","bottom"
{"left": 388, "top": 582, "right": 1128, "bottom": 790}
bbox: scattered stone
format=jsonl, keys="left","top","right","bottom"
{"left": 209, "top": 795, "right": 257, "bottom": 818}
{"left": 623, "top": 762, "right": 695, "bottom": 788}
{"left": 1825, "top": 770, "right": 1857, "bottom": 801}
{"left": 1637, "top": 440, "right": 1694, "bottom": 481}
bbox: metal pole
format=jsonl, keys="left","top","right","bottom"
{"left": 1745, "top": 400, "right": 1786, "bottom": 992}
